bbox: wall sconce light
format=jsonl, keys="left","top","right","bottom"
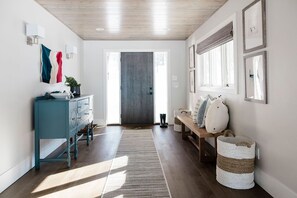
{"left": 65, "top": 45, "right": 77, "bottom": 59}
{"left": 25, "top": 24, "right": 45, "bottom": 45}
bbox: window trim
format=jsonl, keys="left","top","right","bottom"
{"left": 196, "top": 14, "right": 238, "bottom": 94}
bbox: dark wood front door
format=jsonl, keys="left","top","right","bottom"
{"left": 121, "top": 52, "right": 154, "bottom": 124}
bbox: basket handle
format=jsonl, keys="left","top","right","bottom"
{"left": 236, "top": 141, "right": 252, "bottom": 148}
{"left": 223, "top": 129, "right": 235, "bottom": 137}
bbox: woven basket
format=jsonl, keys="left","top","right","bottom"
{"left": 216, "top": 131, "right": 255, "bottom": 189}
{"left": 173, "top": 109, "right": 191, "bottom": 132}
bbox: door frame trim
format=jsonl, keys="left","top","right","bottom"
{"left": 103, "top": 49, "right": 171, "bottom": 125}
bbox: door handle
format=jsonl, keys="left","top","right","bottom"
{"left": 149, "top": 87, "right": 153, "bottom": 95}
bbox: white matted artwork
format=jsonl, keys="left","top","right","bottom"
{"left": 189, "top": 45, "right": 195, "bottom": 68}
{"left": 189, "top": 70, "right": 195, "bottom": 93}
{"left": 243, "top": 0, "right": 266, "bottom": 53}
{"left": 244, "top": 51, "right": 267, "bottom": 104}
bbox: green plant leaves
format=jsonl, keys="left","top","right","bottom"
{"left": 65, "top": 75, "right": 81, "bottom": 87}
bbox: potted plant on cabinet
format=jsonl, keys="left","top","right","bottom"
{"left": 65, "top": 75, "right": 81, "bottom": 96}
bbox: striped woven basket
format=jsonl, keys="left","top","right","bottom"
{"left": 216, "top": 131, "right": 255, "bottom": 189}
{"left": 173, "top": 109, "right": 191, "bottom": 132}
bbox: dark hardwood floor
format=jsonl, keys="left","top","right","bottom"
{"left": 0, "top": 126, "right": 271, "bottom": 198}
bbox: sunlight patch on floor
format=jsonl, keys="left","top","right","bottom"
{"left": 103, "top": 171, "right": 127, "bottom": 195}
{"left": 110, "top": 155, "right": 128, "bottom": 170}
{"left": 37, "top": 177, "right": 106, "bottom": 198}
{"left": 32, "top": 160, "right": 112, "bottom": 193}
{"left": 32, "top": 156, "right": 129, "bottom": 197}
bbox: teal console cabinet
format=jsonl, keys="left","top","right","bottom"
{"left": 34, "top": 95, "right": 93, "bottom": 169}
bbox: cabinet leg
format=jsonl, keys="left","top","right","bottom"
{"left": 90, "top": 122, "right": 94, "bottom": 141}
{"left": 35, "top": 135, "right": 40, "bottom": 170}
{"left": 74, "top": 134, "right": 78, "bottom": 160}
{"left": 67, "top": 139, "right": 71, "bottom": 168}
{"left": 87, "top": 125, "right": 90, "bottom": 146}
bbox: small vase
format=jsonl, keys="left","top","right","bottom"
{"left": 70, "top": 86, "right": 81, "bottom": 96}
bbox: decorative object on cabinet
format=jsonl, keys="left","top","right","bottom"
{"left": 50, "top": 92, "right": 70, "bottom": 99}
{"left": 244, "top": 51, "right": 267, "bottom": 103}
{"left": 243, "top": 0, "right": 266, "bottom": 53}
{"left": 25, "top": 23, "right": 45, "bottom": 45}
{"left": 189, "top": 70, "right": 195, "bottom": 93}
{"left": 65, "top": 75, "right": 81, "bottom": 96}
{"left": 34, "top": 95, "right": 93, "bottom": 169}
{"left": 216, "top": 131, "right": 255, "bottom": 189}
{"left": 41, "top": 44, "right": 63, "bottom": 84}
{"left": 189, "top": 45, "right": 195, "bottom": 68}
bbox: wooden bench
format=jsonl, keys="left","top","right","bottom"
{"left": 177, "top": 114, "right": 224, "bottom": 162}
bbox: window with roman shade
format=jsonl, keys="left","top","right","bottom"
{"left": 196, "top": 21, "right": 235, "bottom": 90}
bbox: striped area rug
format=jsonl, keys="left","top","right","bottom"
{"left": 102, "top": 129, "right": 171, "bottom": 198}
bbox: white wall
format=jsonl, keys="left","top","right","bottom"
{"left": 0, "top": 0, "right": 82, "bottom": 192}
{"left": 187, "top": 0, "right": 297, "bottom": 197}
{"left": 82, "top": 41, "right": 186, "bottom": 125}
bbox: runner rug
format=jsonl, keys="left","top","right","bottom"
{"left": 102, "top": 129, "right": 171, "bottom": 197}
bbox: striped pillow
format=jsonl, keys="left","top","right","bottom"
{"left": 192, "top": 99, "right": 201, "bottom": 124}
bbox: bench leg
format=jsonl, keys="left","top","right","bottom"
{"left": 199, "top": 137, "right": 205, "bottom": 162}
{"left": 182, "top": 123, "right": 187, "bottom": 140}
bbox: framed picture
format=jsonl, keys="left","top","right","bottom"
{"left": 189, "top": 70, "right": 195, "bottom": 93}
{"left": 243, "top": 0, "right": 266, "bottom": 53}
{"left": 189, "top": 45, "right": 195, "bottom": 68}
{"left": 244, "top": 51, "right": 267, "bottom": 103}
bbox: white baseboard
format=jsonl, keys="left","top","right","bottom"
{"left": 255, "top": 168, "right": 297, "bottom": 198}
{"left": 94, "top": 119, "right": 106, "bottom": 126}
{"left": 0, "top": 139, "right": 65, "bottom": 193}
{"left": 0, "top": 156, "right": 32, "bottom": 193}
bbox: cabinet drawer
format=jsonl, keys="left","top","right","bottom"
{"left": 77, "top": 98, "right": 89, "bottom": 113}
{"left": 69, "top": 101, "right": 77, "bottom": 130}
{"left": 77, "top": 110, "right": 91, "bottom": 122}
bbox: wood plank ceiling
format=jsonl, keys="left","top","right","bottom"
{"left": 35, "top": 0, "right": 228, "bottom": 40}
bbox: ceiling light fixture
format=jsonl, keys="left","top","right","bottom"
{"left": 153, "top": 2, "right": 168, "bottom": 35}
